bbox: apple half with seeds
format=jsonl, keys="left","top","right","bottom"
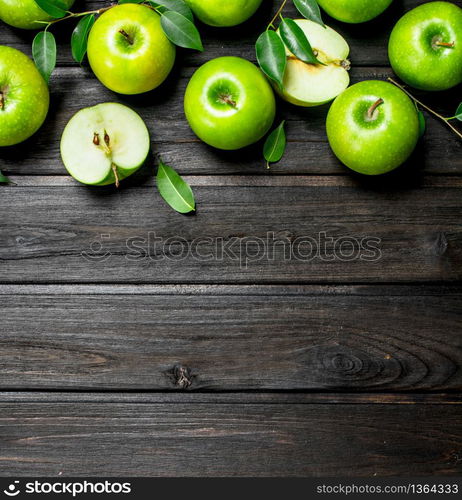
{"left": 277, "top": 19, "right": 350, "bottom": 107}
{"left": 60, "top": 103, "right": 150, "bottom": 186}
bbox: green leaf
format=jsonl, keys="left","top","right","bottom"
{"left": 256, "top": 30, "right": 287, "bottom": 88}
{"left": 454, "top": 103, "right": 462, "bottom": 121}
{"left": 32, "top": 31, "right": 56, "bottom": 84}
{"left": 417, "top": 110, "right": 426, "bottom": 138}
{"left": 71, "top": 14, "right": 95, "bottom": 63}
{"left": 160, "top": 10, "right": 203, "bottom": 51}
{"left": 34, "top": 0, "right": 68, "bottom": 18}
{"left": 263, "top": 120, "right": 286, "bottom": 168}
{"left": 0, "top": 170, "right": 11, "bottom": 184}
{"left": 293, "top": 0, "right": 325, "bottom": 27}
{"left": 147, "top": 0, "right": 193, "bottom": 22}
{"left": 279, "top": 18, "right": 324, "bottom": 65}
{"left": 157, "top": 160, "right": 196, "bottom": 213}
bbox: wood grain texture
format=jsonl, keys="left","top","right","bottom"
{"left": 1, "top": 285, "right": 461, "bottom": 391}
{"left": 0, "top": 67, "right": 461, "bottom": 176}
{"left": 0, "top": 393, "right": 461, "bottom": 477}
{"left": 1, "top": 176, "right": 461, "bottom": 283}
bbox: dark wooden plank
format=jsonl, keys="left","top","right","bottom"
{"left": 1, "top": 285, "right": 461, "bottom": 391}
{"left": 1, "top": 176, "right": 461, "bottom": 283}
{"left": 3, "top": 0, "right": 461, "bottom": 67}
{"left": 0, "top": 393, "right": 461, "bottom": 476}
{"left": 1, "top": 66, "right": 461, "bottom": 176}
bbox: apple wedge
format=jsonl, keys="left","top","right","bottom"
{"left": 60, "top": 103, "right": 150, "bottom": 186}
{"left": 277, "top": 19, "right": 350, "bottom": 107}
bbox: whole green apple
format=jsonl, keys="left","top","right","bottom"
{"left": 0, "top": 0, "right": 74, "bottom": 29}
{"left": 184, "top": 56, "right": 276, "bottom": 150}
{"left": 0, "top": 45, "right": 49, "bottom": 147}
{"left": 184, "top": 0, "right": 263, "bottom": 27}
{"left": 326, "top": 81, "right": 419, "bottom": 175}
{"left": 61, "top": 103, "right": 150, "bottom": 186}
{"left": 388, "top": 1, "right": 462, "bottom": 91}
{"left": 87, "top": 4, "right": 176, "bottom": 95}
{"left": 317, "top": 0, "right": 393, "bottom": 23}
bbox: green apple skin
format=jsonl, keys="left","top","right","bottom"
{"left": 317, "top": 0, "right": 393, "bottom": 23}
{"left": 0, "top": 0, "right": 74, "bottom": 29}
{"left": 0, "top": 45, "right": 49, "bottom": 147}
{"left": 184, "top": 57, "right": 276, "bottom": 150}
{"left": 326, "top": 81, "right": 419, "bottom": 175}
{"left": 184, "top": 0, "right": 263, "bottom": 27}
{"left": 87, "top": 4, "right": 176, "bottom": 95}
{"left": 389, "top": 1, "right": 462, "bottom": 91}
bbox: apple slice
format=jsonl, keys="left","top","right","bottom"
{"left": 277, "top": 19, "right": 350, "bottom": 107}
{"left": 60, "top": 103, "right": 150, "bottom": 186}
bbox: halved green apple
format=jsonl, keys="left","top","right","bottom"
{"left": 277, "top": 19, "right": 350, "bottom": 107}
{"left": 60, "top": 103, "right": 150, "bottom": 186}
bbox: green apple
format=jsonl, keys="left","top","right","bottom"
{"left": 184, "top": 56, "right": 276, "bottom": 150}
{"left": 326, "top": 80, "right": 419, "bottom": 175}
{"left": 277, "top": 19, "right": 350, "bottom": 107}
{"left": 87, "top": 4, "right": 175, "bottom": 95}
{"left": 317, "top": 0, "right": 393, "bottom": 23}
{"left": 0, "top": 0, "right": 74, "bottom": 29}
{"left": 184, "top": 0, "right": 263, "bottom": 27}
{"left": 388, "top": 1, "right": 462, "bottom": 91}
{"left": 0, "top": 45, "right": 49, "bottom": 147}
{"left": 60, "top": 103, "right": 150, "bottom": 186}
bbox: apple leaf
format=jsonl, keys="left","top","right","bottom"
{"left": 34, "top": 0, "right": 68, "bottom": 18}
{"left": 279, "top": 18, "right": 324, "bottom": 65}
{"left": 32, "top": 31, "right": 57, "bottom": 84}
{"left": 293, "top": 0, "right": 325, "bottom": 28}
{"left": 256, "top": 30, "right": 287, "bottom": 88}
{"left": 0, "top": 170, "right": 11, "bottom": 184}
{"left": 263, "top": 120, "right": 286, "bottom": 169}
{"left": 454, "top": 103, "right": 462, "bottom": 122}
{"left": 417, "top": 110, "right": 426, "bottom": 138}
{"left": 157, "top": 160, "right": 196, "bottom": 214}
{"left": 160, "top": 11, "right": 203, "bottom": 51}
{"left": 146, "top": 0, "right": 194, "bottom": 22}
{"left": 71, "top": 14, "right": 95, "bottom": 64}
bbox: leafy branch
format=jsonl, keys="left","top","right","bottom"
{"left": 32, "top": 0, "right": 203, "bottom": 83}
{"left": 388, "top": 78, "right": 462, "bottom": 141}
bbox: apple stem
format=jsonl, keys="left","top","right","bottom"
{"left": 388, "top": 77, "right": 462, "bottom": 141}
{"left": 119, "top": 29, "right": 133, "bottom": 45}
{"left": 112, "top": 164, "right": 120, "bottom": 189}
{"left": 220, "top": 95, "right": 237, "bottom": 108}
{"left": 435, "top": 41, "right": 455, "bottom": 48}
{"left": 0, "top": 92, "right": 4, "bottom": 110}
{"left": 367, "top": 98, "right": 384, "bottom": 120}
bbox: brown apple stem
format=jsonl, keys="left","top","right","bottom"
{"left": 119, "top": 29, "right": 133, "bottom": 45}
{"left": 112, "top": 164, "right": 120, "bottom": 188}
{"left": 367, "top": 98, "right": 384, "bottom": 120}
{"left": 267, "top": 0, "right": 287, "bottom": 30}
{"left": 435, "top": 41, "right": 455, "bottom": 48}
{"left": 220, "top": 95, "right": 237, "bottom": 108}
{"left": 0, "top": 92, "right": 4, "bottom": 110}
{"left": 388, "top": 77, "right": 462, "bottom": 141}
{"left": 43, "top": 6, "right": 112, "bottom": 28}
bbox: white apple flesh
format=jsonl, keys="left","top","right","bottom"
{"left": 277, "top": 20, "right": 350, "bottom": 107}
{"left": 60, "top": 103, "right": 150, "bottom": 186}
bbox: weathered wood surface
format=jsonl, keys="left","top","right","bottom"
{"left": 1, "top": 176, "right": 461, "bottom": 283}
{"left": 0, "top": 393, "right": 461, "bottom": 476}
{"left": 1, "top": 67, "right": 461, "bottom": 176}
{"left": 1, "top": 285, "right": 461, "bottom": 391}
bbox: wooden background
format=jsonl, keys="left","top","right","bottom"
{"left": 1, "top": 0, "right": 462, "bottom": 477}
